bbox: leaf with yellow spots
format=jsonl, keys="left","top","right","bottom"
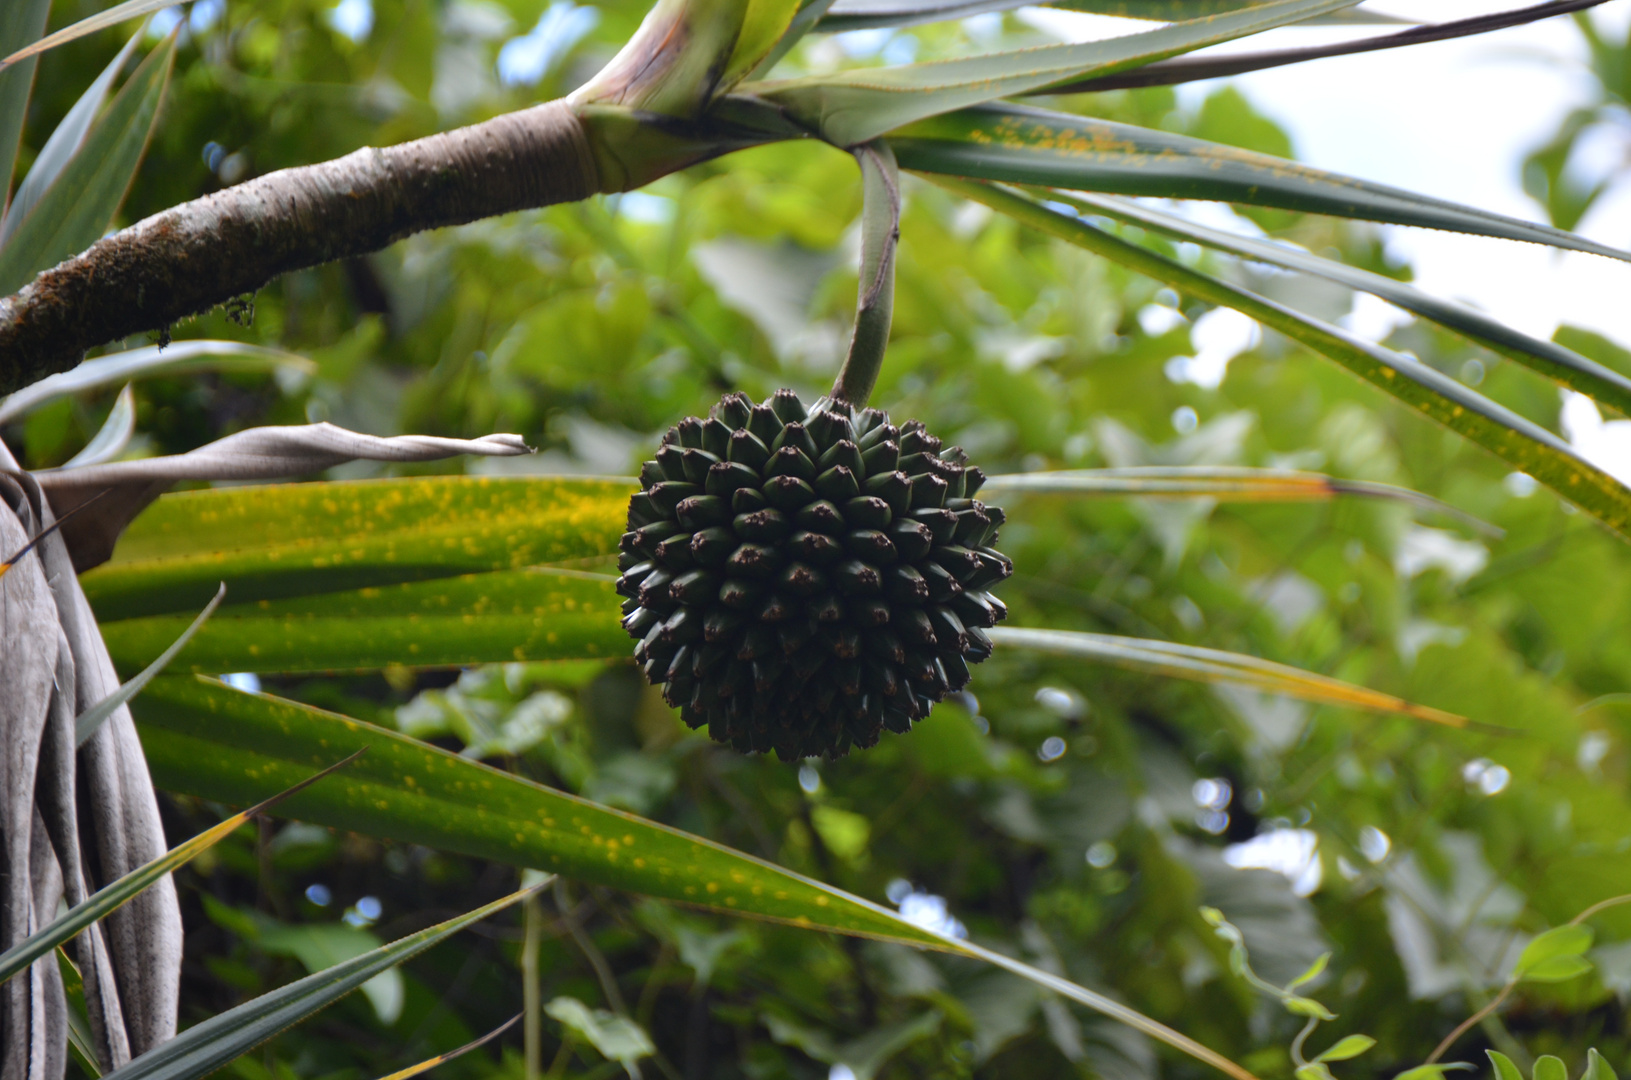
{"left": 81, "top": 475, "right": 634, "bottom": 622}
{"left": 936, "top": 177, "right": 1631, "bottom": 542}
{"left": 132, "top": 674, "right": 1259, "bottom": 1080}
{"left": 98, "top": 567, "right": 628, "bottom": 676}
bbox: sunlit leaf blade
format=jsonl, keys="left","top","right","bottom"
{"left": 0, "top": 30, "right": 143, "bottom": 250}
{"left": 1052, "top": 191, "right": 1631, "bottom": 415}
{"left": 0, "top": 750, "right": 360, "bottom": 987}
{"left": 79, "top": 476, "right": 631, "bottom": 621}
{"left": 61, "top": 383, "right": 137, "bottom": 469}
{"left": 939, "top": 177, "right": 1631, "bottom": 540}
{"left": 102, "top": 882, "right": 535, "bottom": 1080}
{"left": 749, "top": 0, "right": 841, "bottom": 79}
{"left": 77, "top": 583, "right": 225, "bottom": 746}
{"left": 0, "top": 341, "right": 315, "bottom": 424}
{"left": 0, "top": 0, "right": 51, "bottom": 207}
{"left": 98, "top": 568, "right": 626, "bottom": 675}
{"left": 132, "top": 675, "right": 1260, "bottom": 1080}
{"left": 983, "top": 467, "right": 1499, "bottom": 534}
{"left": 815, "top": 0, "right": 1400, "bottom": 32}
{"left": 746, "top": 0, "right": 1360, "bottom": 146}
{"left": 988, "top": 627, "right": 1466, "bottom": 726}
{"left": 0, "top": 34, "right": 174, "bottom": 296}
{"left": 373, "top": 1016, "right": 521, "bottom": 1080}
{"left": 0, "top": 0, "right": 179, "bottom": 71}
{"left": 892, "top": 104, "right": 1631, "bottom": 263}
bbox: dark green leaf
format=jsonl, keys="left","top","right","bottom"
{"left": 892, "top": 104, "right": 1631, "bottom": 263}
{"left": 0, "top": 34, "right": 173, "bottom": 296}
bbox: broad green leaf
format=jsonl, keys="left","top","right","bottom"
{"left": 80, "top": 476, "right": 631, "bottom": 621}
{"left": 1314, "top": 1035, "right": 1376, "bottom": 1064}
{"left": 545, "top": 997, "right": 655, "bottom": 1065}
{"left": 1514, "top": 924, "right": 1595, "bottom": 978}
{"left": 0, "top": 30, "right": 143, "bottom": 249}
{"left": 373, "top": 1016, "right": 520, "bottom": 1080}
{"left": 1535, "top": 1058, "right": 1570, "bottom": 1080}
{"left": 101, "top": 884, "right": 538, "bottom": 1080}
{"left": 99, "top": 568, "right": 626, "bottom": 675}
{"left": 132, "top": 674, "right": 1260, "bottom": 1080}
{"left": 0, "top": 34, "right": 174, "bottom": 297}
{"left": 1052, "top": 192, "right": 1631, "bottom": 416}
{"left": 0, "top": 0, "right": 179, "bottom": 71}
{"left": 1585, "top": 1049, "right": 1620, "bottom": 1080}
{"left": 983, "top": 467, "right": 1497, "bottom": 534}
{"left": 1519, "top": 954, "right": 1594, "bottom": 983}
{"left": 1487, "top": 1051, "right": 1525, "bottom": 1080}
{"left": 78, "top": 582, "right": 225, "bottom": 745}
{"left": 61, "top": 382, "right": 136, "bottom": 469}
{"left": 0, "top": 341, "right": 315, "bottom": 425}
{"left": 0, "top": 750, "right": 359, "bottom": 986}
{"left": 938, "top": 178, "right": 1631, "bottom": 541}
{"left": 893, "top": 104, "right": 1631, "bottom": 264}
{"left": 1295, "top": 1065, "right": 1336, "bottom": 1080}
{"left": 0, "top": 0, "right": 51, "bottom": 203}
{"left": 745, "top": 0, "right": 1360, "bottom": 146}
{"left": 988, "top": 627, "right": 1467, "bottom": 726}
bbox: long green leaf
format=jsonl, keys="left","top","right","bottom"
{"left": 983, "top": 467, "right": 1499, "bottom": 534}
{"left": 0, "top": 0, "right": 179, "bottom": 71}
{"left": 98, "top": 568, "right": 626, "bottom": 675}
{"left": 891, "top": 103, "right": 1631, "bottom": 263}
{"left": 102, "top": 882, "right": 537, "bottom": 1080}
{"left": 815, "top": 0, "right": 1401, "bottom": 32}
{"left": 80, "top": 476, "right": 632, "bottom": 620}
{"left": 77, "top": 583, "right": 225, "bottom": 745}
{"left": 0, "top": 341, "right": 315, "bottom": 425}
{"left": 987, "top": 627, "right": 1466, "bottom": 726}
{"left": 937, "top": 177, "right": 1631, "bottom": 540}
{"left": 0, "top": 34, "right": 174, "bottom": 296}
{"left": 1051, "top": 191, "right": 1631, "bottom": 415}
{"left": 132, "top": 674, "right": 1260, "bottom": 1080}
{"left": 0, "top": 30, "right": 143, "bottom": 248}
{"left": 745, "top": 0, "right": 1359, "bottom": 146}
{"left": 0, "top": 0, "right": 51, "bottom": 205}
{"left": 0, "top": 750, "right": 361, "bottom": 987}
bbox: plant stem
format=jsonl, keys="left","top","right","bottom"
{"left": 1427, "top": 980, "right": 1514, "bottom": 1064}
{"left": 829, "top": 142, "right": 900, "bottom": 410}
{"left": 523, "top": 893, "right": 543, "bottom": 1080}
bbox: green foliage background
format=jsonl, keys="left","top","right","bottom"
{"left": 10, "top": 2, "right": 1631, "bottom": 1077}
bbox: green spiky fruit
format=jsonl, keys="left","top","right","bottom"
{"left": 617, "top": 389, "right": 1012, "bottom": 761}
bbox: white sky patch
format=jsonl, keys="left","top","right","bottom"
{"left": 1394, "top": 525, "right": 1488, "bottom": 583}
{"left": 328, "top": 0, "right": 373, "bottom": 42}
{"left": 886, "top": 879, "right": 967, "bottom": 939}
{"left": 1561, "top": 391, "right": 1631, "bottom": 484}
{"left": 1223, "top": 827, "right": 1323, "bottom": 896}
{"left": 1166, "top": 307, "right": 1259, "bottom": 388}
{"left": 497, "top": 1, "right": 599, "bottom": 86}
